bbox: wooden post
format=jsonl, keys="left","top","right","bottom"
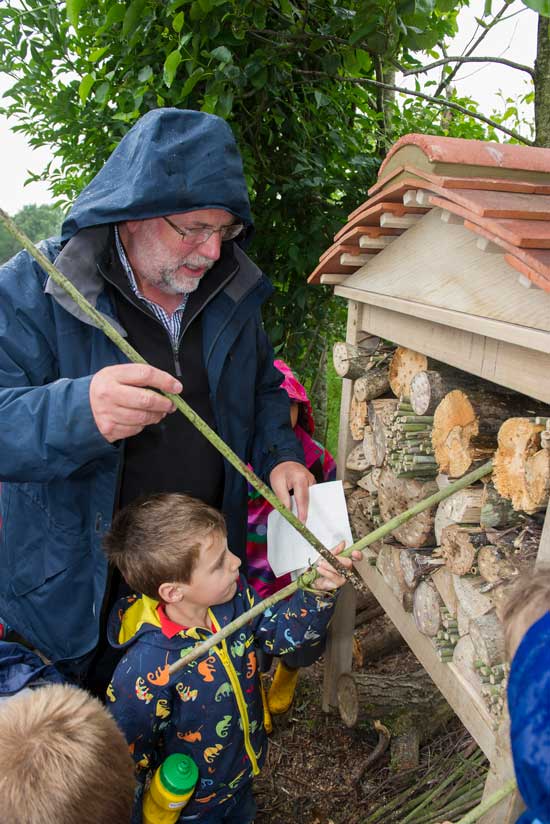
{"left": 477, "top": 717, "right": 525, "bottom": 824}
{"left": 323, "top": 300, "right": 362, "bottom": 709}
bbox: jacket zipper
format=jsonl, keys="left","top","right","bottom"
{"left": 208, "top": 610, "right": 260, "bottom": 775}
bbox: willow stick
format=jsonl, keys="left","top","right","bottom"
{"left": 168, "top": 460, "right": 492, "bottom": 676}
{"left": 445, "top": 779, "right": 517, "bottom": 824}
{"left": 0, "top": 207, "right": 354, "bottom": 583}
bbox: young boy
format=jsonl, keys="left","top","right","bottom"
{"left": 104, "top": 492, "right": 358, "bottom": 823}
{"left": 500, "top": 568, "right": 550, "bottom": 824}
{"left": 0, "top": 682, "right": 135, "bottom": 824}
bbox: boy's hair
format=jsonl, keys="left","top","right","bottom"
{"left": 103, "top": 493, "right": 227, "bottom": 598}
{"left": 500, "top": 566, "right": 550, "bottom": 659}
{"left": 0, "top": 684, "right": 135, "bottom": 824}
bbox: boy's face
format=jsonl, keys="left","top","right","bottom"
{"left": 184, "top": 529, "right": 242, "bottom": 608}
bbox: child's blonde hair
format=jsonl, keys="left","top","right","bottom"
{"left": 103, "top": 492, "right": 227, "bottom": 598}
{"left": 500, "top": 566, "right": 550, "bottom": 660}
{"left": 0, "top": 683, "right": 135, "bottom": 824}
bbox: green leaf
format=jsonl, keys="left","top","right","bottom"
{"left": 78, "top": 73, "right": 95, "bottom": 104}
{"left": 483, "top": 0, "right": 492, "bottom": 14}
{"left": 210, "top": 45, "right": 232, "bottom": 63}
{"left": 521, "top": 0, "right": 550, "bottom": 13}
{"left": 66, "top": 0, "right": 87, "bottom": 29}
{"left": 314, "top": 90, "right": 329, "bottom": 108}
{"left": 216, "top": 89, "right": 233, "bottom": 118}
{"left": 163, "top": 49, "right": 182, "bottom": 87}
{"left": 201, "top": 93, "right": 218, "bottom": 113}
{"left": 89, "top": 45, "right": 109, "bottom": 62}
{"left": 180, "top": 67, "right": 204, "bottom": 96}
{"left": 94, "top": 80, "right": 110, "bottom": 103}
{"left": 173, "top": 11, "right": 185, "bottom": 32}
{"left": 103, "top": 3, "right": 126, "bottom": 27}
{"left": 122, "top": 0, "right": 147, "bottom": 38}
{"left": 138, "top": 65, "right": 153, "bottom": 83}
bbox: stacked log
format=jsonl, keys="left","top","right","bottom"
{"left": 334, "top": 341, "right": 549, "bottom": 729}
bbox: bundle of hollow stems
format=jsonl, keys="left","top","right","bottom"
{"left": 0, "top": 209, "right": 492, "bottom": 678}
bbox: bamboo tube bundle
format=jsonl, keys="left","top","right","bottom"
{"left": 378, "top": 466, "right": 438, "bottom": 547}
{"left": 434, "top": 605, "right": 460, "bottom": 661}
{"left": 434, "top": 486, "right": 484, "bottom": 544}
{"left": 433, "top": 392, "right": 550, "bottom": 479}
{"left": 368, "top": 398, "right": 400, "bottom": 466}
{"left": 386, "top": 399, "right": 437, "bottom": 480}
{"left": 493, "top": 417, "right": 550, "bottom": 513}
{"left": 439, "top": 525, "right": 490, "bottom": 576}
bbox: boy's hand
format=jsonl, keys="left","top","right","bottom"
{"left": 313, "top": 541, "right": 363, "bottom": 592}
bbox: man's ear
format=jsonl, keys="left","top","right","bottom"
{"left": 158, "top": 582, "right": 185, "bottom": 604}
{"left": 121, "top": 219, "right": 141, "bottom": 236}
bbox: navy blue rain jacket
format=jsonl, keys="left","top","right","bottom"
{"left": 508, "top": 610, "right": 550, "bottom": 824}
{"left": 0, "top": 108, "right": 303, "bottom": 664}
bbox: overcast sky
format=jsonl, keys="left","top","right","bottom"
{"left": 0, "top": 0, "right": 538, "bottom": 215}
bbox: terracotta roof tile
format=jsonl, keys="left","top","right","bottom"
{"left": 379, "top": 134, "right": 550, "bottom": 177}
{"left": 334, "top": 201, "right": 428, "bottom": 242}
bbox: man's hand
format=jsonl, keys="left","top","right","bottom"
{"left": 313, "top": 541, "right": 363, "bottom": 592}
{"left": 269, "top": 461, "right": 315, "bottom": 522}
{"left": 90, "top": 364, "right": 183, "bottom": 443}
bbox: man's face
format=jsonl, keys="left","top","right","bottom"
{"left": 125, "top": 208, "right": 237, "bottom": 295}
{"left": 184, "top": 529, "right": 242, "bottom": 609}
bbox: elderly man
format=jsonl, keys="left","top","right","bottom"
{"left": 0, "top": 108, "right": 312, "bottom": 675}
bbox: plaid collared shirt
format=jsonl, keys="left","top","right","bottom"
{"left": 114, "top": 226, "right": 188, "bottom": 346}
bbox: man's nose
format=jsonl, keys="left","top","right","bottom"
{"left": 197, "top": 231, "right": 222, "bottom": 260}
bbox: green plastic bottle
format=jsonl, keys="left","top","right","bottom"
{"left": 142, "top": 753, "right": 199, "bottom": 824}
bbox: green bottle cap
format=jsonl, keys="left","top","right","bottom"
{"left": 159, "top": 754, "right": 199, "bottom": 796}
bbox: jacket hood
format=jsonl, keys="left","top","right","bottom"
{"left": 61, "top": 108, "right": 253, "bottom": 243}
{"left": 107, "top": 591, "right": 241, "bottom": 653}
{"left": 508, "top": 610, "right": 550, "bottom": 824}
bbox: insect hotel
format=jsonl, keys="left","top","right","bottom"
{"left": 309, "top": 134, "right": 550, "bottom": 823}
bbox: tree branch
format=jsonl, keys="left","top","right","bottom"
{"left": 402, "top": 54, "right": 534, "bottom": 79}
{"left": 434, "top": 0, "right": 516, "bottom": 97}
{"left": 295, "top": 68, "right": 533, "bottom": 145}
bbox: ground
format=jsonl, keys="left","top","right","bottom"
{"left": 255, "top": 621, "right": 488, "bottom": 824}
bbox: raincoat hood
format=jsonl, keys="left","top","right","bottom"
{"left": 508, "top": 610, "right": 550, "bottom": 824}
{"left": 61, "top": 108, "right": 253, "bottom": 243}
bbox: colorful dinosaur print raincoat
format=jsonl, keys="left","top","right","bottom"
{"left": 106, "top": 576, "right": 335, "bottom": 819}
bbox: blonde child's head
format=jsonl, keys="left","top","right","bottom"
{"left": 103, "top": 492, "right": 227, "bottom": 599}
{"left": 500, "top": 566, "right": 550, "bottom": 660}
{"left": 0, "top": 683, "right": 135, "bottom": 824}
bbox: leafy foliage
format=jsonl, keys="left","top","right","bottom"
{"left": 0, "top": 204, "right": 65, "bottom": 265}
{"left": 1, "top": 0, "right": 502, "bottom": 403}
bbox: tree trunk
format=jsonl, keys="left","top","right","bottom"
{"left": 434, "top": 486, "right": 484, "bottom": 544}
{"left": 535, "top": 14, "right": 550, "bottom": 148}
{"left": 388, "top": 347, "right": 441, "bottom": 398}
{"left": 493, "top": 417, "right": 550, "bottom": 512}
{"left": 469, "top": 611, "right": 506, "bottom": 667}
{"left": 440, "top": 525, "right": 489, "bottom": 576}
{"left": 480, "top": 481, "right": 523, "bottom": 529}
{"left": 432, "top": 389, "right": 547, "bottom": 477}
{"left": 378, "top": 466, "right": 438, "bottom": 547}
{"left": 413, "top": 579, "right": 443, "bottom": 636}
{"left": 410, "top": 369, "right": 488, "bottom": 416}
{"left": 352, "top": 618, "right": 405, "bottom": 666}
{"left": 337, "top": 669, "right": 453, "bottom": 769}
{"left": 333, "top": 339, "right": 379, "bottom": 379}
{"left": 350, "top": 396, "right": 368, "bottom": 441}
{"left": 354, "top": 368, "right": 390, "bottom": 402}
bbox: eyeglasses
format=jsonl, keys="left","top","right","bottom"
{"left": 163, "top": 215, "right": 243, "bottom": 245}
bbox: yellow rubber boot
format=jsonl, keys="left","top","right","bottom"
{"left": 260, "top": 674, "right": 273, "bottom": 734}
{"left": 267, "top": 662, "right": 300, "bottom": 715}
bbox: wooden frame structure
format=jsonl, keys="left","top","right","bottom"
{"left": 321, "top": 204, "right": 550, "bottom": 823}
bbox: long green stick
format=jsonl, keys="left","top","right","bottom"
{"left": 168, "top": 459, "right": 492, "bottom": 676}
{"left": 447, "top": 779, "right": 517, "bottom": 824}
{"left": 0, "top": 208, "right": 355, "bottom": 584}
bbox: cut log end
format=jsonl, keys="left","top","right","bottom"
{"left": 493, "top": 418, "right": 550, "bottom": 512}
